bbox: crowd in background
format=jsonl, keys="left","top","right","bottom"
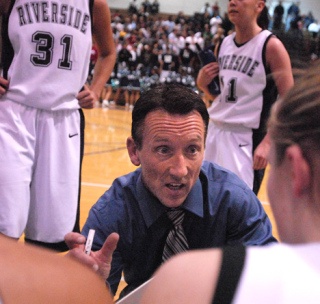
{"left": 88, "top": 0, "right": 319, "bottom": 108}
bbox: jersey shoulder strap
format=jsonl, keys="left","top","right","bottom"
{"left": 212, "top": 246, "right": 246, "bottom": 304}
{"left": 216, "top": 36, "right": 225, "bottom": 57}
{"left": 90, "top": 0, "right": 94, "bottom": 15}
{"left": 89, "top": 0, "right": 94, "bottom": 31}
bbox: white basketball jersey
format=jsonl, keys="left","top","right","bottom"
{"left": 208, "top": 30, "right": 275, "bottom": 129}
{"left": 2, "top": 0, "right": 93, "bottom": 110}
{"left": 234, "top": 243, "right": 320, "bottom": 304}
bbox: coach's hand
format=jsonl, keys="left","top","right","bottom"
{"left": 65, "top": 232, "right": 119, "bottom": 280}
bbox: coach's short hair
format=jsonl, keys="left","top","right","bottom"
{"left": 131, "top": 84, "right": 209, "bottom": 149}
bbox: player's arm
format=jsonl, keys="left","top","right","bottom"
{"left": 266, "top": 36, "right": 294, "bottom": 98}
{"left": 141, "top": 249, "right": 223, "bottom": 304}
{"left": 90, "top": 0, "right": 116, "bottom": 101}
{"left": 253, "top": 36, "right": 293, "bottom": 170}
{"left": 0, "top": 235, "right": 113, "bottom": 303}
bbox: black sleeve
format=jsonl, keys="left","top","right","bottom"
{"left": 212, "top": 246, "right": 246, "bottom": 304}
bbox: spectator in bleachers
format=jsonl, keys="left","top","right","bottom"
{"left": 141, "top": 0, "right": 152, "bottom": 14}
{"left": 221, "top": 12, "right": 234, "bottom": 35}
{"left": 308, "top": 20, "right": 320, "bottom": 39}
{"left": 112, "top": 41, "right": 132, "bottom": 106}
{"left": 303, "top": 11, "right": 315, "bottom": 31}
{"left": 168, "top": 28, "right": 180, "bottom": 50}
{"left": 282, "top": 16, "right": 308, "bottom": 66}
{"left": 150, "top": 0, "right": 160, "bottom": 15}
{"left": 272, "top": 1, "right": 285, "bottom": 31}
{"left": 139, "top": 44, "right": 154, "bottom": 76}
{"left": 159, "top": 45, "right": 178, "bottom": 81}
{"left": 209, "top": 12, "right": 223, "bottom": 36}
{"left": 212, "top": 1, "right": 221, "bottom": 17}
{"left": 185, "top": 30, "right": 199, "bottom": 52}
{"left": 200, "top": 2, "right": 213, "bottom": 17}
{"left": 179, "top": 42, "right": 196, "bottom": 75}
{"left": 202, "top": 23, "right": 213, "bottom": 49}
{"left": 285, "top": 1, "right": 300, "bottom": 32}
{"left": 128, "top": 0, "right": 138, "bottom": 15}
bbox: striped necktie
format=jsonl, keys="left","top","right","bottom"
{"left": 162, "top": 209, "right": 189, "bottom": 262}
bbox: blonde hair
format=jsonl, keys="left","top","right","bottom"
{"left": 269, "top": 60, "right": 320, "bottom": 166}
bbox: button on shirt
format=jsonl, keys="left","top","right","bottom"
{"left": 82, "top": 161, "right": 276, "bottom": 297}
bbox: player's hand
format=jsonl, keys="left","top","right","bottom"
{"left": 196, "top": 62, "right": 219, "bottom": 89}
{"left": 253, "top": 140, "right": 269, "bottom": 170}
{"left": 77, "top": 84, "right": 97, "bottom": 109}
{"left": 65, "top": 232, "right": 119, "bottom": 280}
{"left": 0, "top": 77, "right": 9, "bottom": 97}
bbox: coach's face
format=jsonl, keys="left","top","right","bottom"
{"left": 127, "top": 109, "right": 205, "bottom": 208}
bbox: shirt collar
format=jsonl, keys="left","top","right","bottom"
{"left": 136, "top": 173, "right": 204, "bottom": 228}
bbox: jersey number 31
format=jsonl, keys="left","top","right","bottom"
{"left": 30, "top": 31, "right": 73, "bottom": 70}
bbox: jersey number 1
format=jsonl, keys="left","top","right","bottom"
{"left": 226, "top": 78, "right": 237, "bottom": 103}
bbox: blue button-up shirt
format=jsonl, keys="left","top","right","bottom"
{"left": 82, "top": 161, "right": 276, "bottom": 296}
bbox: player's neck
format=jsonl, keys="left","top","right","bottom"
{"left": 234, "top": 25, "right": 263, "bottom": 45}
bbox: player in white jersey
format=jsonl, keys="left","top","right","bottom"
{"left": 0, "top": 0, "right": 116, "bottom": 251}
{"left": 197, "top": 0, "right": 293, "bottom": 194}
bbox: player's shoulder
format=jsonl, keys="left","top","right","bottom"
{"left": 265, "top": 33, "right": 284, "bottom": 50}
{"left": 93, "top": 0, "right": 109, "bottom": 9}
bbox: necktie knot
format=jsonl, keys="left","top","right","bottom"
{"left": 166, "top": 209, "right": 184, "bottom": 226}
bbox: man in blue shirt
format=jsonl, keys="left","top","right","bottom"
{"left": 65, "top": 83, "right": 276, "bottom": 299}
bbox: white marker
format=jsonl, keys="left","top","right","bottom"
{"left": 84, "top": 229, "right": 95, "bottom": 255}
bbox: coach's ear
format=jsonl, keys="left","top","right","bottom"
{"left": 127, "top": 137, "right": 141, "bottom": 166}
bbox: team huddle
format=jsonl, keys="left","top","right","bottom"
{"left": 1, "top": 0, "right": 320, "bottom": 303}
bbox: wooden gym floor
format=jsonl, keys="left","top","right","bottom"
{"left": 80, "top": 106, "right": 278, "bottom": 299}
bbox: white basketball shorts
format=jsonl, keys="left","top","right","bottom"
{"left": 204, "top": 120, "right": 254, "bottom": 189}
{"left": 0, "top": 100, "right": 83, "bottom": 242}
